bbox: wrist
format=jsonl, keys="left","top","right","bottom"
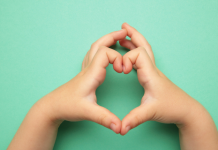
{"left": 33, "top": 96, "right": 64, "bottom": 128}
{"left": 176, "top": 101, "right": 207, "bottom": 129}
{"left": 7, "top": 99, "right": 61, "bottom": 150}
{"left": 176, "top": 101, "right": 218, "bottom": 149}
{"left": 176, "top": 101, "right": 216, "bottom": 133}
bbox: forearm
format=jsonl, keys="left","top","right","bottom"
{"left": 7, "top": 100, "right": 62, "bottom": 150}
{"left": 178, "top": 105, "right": 218, "bottom": 150}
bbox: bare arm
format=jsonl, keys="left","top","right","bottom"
{"left": 7, "top": 29, "right": 127, "bottom": 150}
{"left": 7, "top": 99, "right": 61, "bottom": 150}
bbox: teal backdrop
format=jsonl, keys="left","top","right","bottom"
{"left": 0, "top": 0, "right": 218, "bottom": 149}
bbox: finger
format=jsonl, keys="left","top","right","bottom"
{"left": 121, "top": 23, "right": 155, "bottom": 64}
{"left": 123, "top": 47, "right": 158, "bottom": 86}
{"left": 112, "top": 40, "right": 117, "bottom": 45}
{"left": 89, "top": 29, "right": 127, "bottom": 61}
{"left": 91, "top": 46, "right": 123, "bottom": 73}
{"left": 91, "top": 29, "right": 127, "bottom": 48}
{"left": 84, "top": 103, "right": 121, "bottom": 134}
{"left": 119, "top": 39, "right": 137, "bottom": 70}
{"left": 121, "top": 103, "right": 156, "bottom": 135}
{"left": 123, "top": 47, "right": 155, "bottom": 74}
{"left": 119, "top": 39, "right": 137, "bottom": 50}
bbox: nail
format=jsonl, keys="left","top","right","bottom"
{"left": 126, "top": 126, "right": 130, "bottom": 133}
{"left": 110, "top": 123, "right": 116, "bottom": 132}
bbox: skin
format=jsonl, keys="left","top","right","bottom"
{"left": 7, "top": 29, "right": 127, "bottom": 150}
{"left": 119, "top": 23, "right": 218, "bottom": 149}
{"left": 8, "top": 23, "right": 218, "bottom": 150}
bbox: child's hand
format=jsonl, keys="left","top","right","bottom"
{"left": 38, "top": 29, "right": 128, "bottom": 133}
{"left": 120, "top": 23, "right": 218, "bottom": 150}
{"left": 119, "top": 22, "right": 198, "bottom": 134}
{"left": 7, "top": 29, "right": 127, "bottom": 150}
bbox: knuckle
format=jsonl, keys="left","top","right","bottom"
{"left": 129, "top": 109, "right": 143, "bottom": 126}
{"left": 134, "top": 115, "right": 142, "bottom": 126}
{"left": 98, "top": 114, "right": 107, "bottom": 126}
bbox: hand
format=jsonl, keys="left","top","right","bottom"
{"left": 37, "top": 29, "right": 128, "bottom": 133}
{"left": 8, "top": 29, "right": 128, "bottom": 150}
{"left": 120, "top": 23, "right": 218, "bottom": 150}
{"left": 119, "top": 22, "right": 201, "bottom": 134}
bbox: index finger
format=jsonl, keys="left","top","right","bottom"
{"left": 92, "top": 29, "right": 127, "bottom": 48}
{"left": 89, "top": 29, "right": 127, "bottom": 59}
{"left": 121, "top": 23, "right": 155, "bottom": 64}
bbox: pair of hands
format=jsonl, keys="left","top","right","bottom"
{"left": 8, "top": 23, "right": 218, "bottom": 150}
{"left": 37, "top": 23, "right": 202, "bottom": 135}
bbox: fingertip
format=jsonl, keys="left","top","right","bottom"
{"left": 121, "top": 23, "right": 125, "bottom": 29}
{"left": 110, "top": 119, "right": 122, "bottom": 134}
{"left": 113, "top": 29, "right": 128, "bottom": 41}
{"left": 122, "top": 22, "right": 128, "bottom": 29}
{"left": 120, "top": 129, "right": 126, "bottom": 135}
{"left": 113, "top": 56, "right": 123, "bottom": 73}
{"left": 114, "top": 66, "right": 122, "bottom": 73}
{"left": 110, "top": 123, "right": 120, "bottom": 134}
{"left": 125, "top": 126, "right": 131, "bottom": 134}
{"left": 122, "top": 65, "right": 125, "bottom": 73}
{"left": 123, "top": 59, "right": 132, "bottom": 74}
{"left": 120, "top": 125, "right": 130, "bottom": 135}
{"left": 123, "top": 66, "right": 131, "bottom": 74}
{"left": 117, "top": 28, "right": 127, "bottom": 35}
{"left": 121, "top": 28, "right": 127, "bottom": 34}
{"left": 120, "top": 117, "right": 131, "bottom": 135}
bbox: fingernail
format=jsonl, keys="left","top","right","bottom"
{"left": 122, "top": 65, "right": 125, "bottom": 72}
{"left": 110, "top": 123, "right": 116, "bottom": 132}
{"left": 126, "top": 126, "right": 130, "bottom": 133}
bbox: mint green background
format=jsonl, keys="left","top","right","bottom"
{"left": 0, "top": 0, "right": 218, "bottom": 149}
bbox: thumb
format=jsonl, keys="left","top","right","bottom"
{"left": 83, "top": 102, "right": 121, "bottom": 134}
{"left": 121, "top": 102, "right": 156, "bottom": 135}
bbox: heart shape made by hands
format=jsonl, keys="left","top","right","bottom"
{"left": 80, "top": 23, "right": 193, "bottom": 136}
{"left": 80, "top": 23, "right": 160, "bottom": 135}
